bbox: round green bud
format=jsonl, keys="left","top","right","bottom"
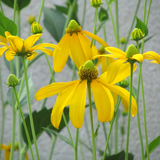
{"left": 90, "top": 0, "right": 103, "bottom": 8}
{"left": 119, "top": 79, "right": 129, "bottom": 88}
{"left": 131, "top": 28, "right": 144, "bottom": 41}
{"left": 6, "top": 74, "right": 19, "bottom": 87}
{"left": 83, "top": 60, "right": 95, "bottom": 70}
{"left": 126, "top": 44, "right": 138, "bottom": 59}
{"left": 66, "top": 20, "right": 82, "bottom": 34}
{"left": 31, "top": 22, "right": 43, "bottom": 34}
{"left": 28, "top": 15, "right": 36, "bottom": 24}
{"left": 122, "top": 110, "right": 128, "bottom": 117}
{"left": 120, "top": 37, "right": 126, "bottom": 44}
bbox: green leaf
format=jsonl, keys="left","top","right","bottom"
{"left": 54, "top": 5, "right": 68, "bottom": 14}
{"left": 99, "top": 7, "right": 109, "bottom": 22}
{"left": 43, "top": 7, "right": 66, "bottom": 42}
{"left": 1, "top": 0, "right": 31, "bottom": 10}
{"left": 94, "top": 124, "right": 100, "bottom": 138}
{"left": 109, "top": 0, "right": 115, "bottom": 5}
{"left": 135, "top": 16, "right": 148, "bottom": 36}
{"left": 44, "top": 128, "right": 73, "bottom": 147}
{"left": 145, "top": 136, "right": 160, "bottom": 158}
{"left": 22, "top": 107, "right": 69, "bottom": 144}
{"left": 0, "top": 12, "right": 17, "bottom": 37}
{"left": 7, "top": 74, "right": 35, "bottom": 108}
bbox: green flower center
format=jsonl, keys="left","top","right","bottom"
{"left": 78, "top": 60, "right": 98, "bottom": 80}
{"left": 126, "top": 44, "right": 139, "bottom": 58}
{"left": 66, "top": 20, "right": 82, "bottom": 34}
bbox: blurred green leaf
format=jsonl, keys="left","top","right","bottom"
{"left": 0, "top": 12, "right": 17, "bottom": 37}
{"left": 109, "top": 0, "right": 115, "bottom": 5}
{"left": 135, "top": 16, "right": 148, "bottom": 36}
{"left": 94, "top": 124, "right": 100, "bottom": 138}
{"left": 99, "top": 7, "right": 109, "bottom": 22}
{"left": 22, "top": 107, "right": 69, "bottom": 144}
{"left": 145, "top": 136, "right": 160, "bottom": 158}
{"left": 1, "top": 0, "right": 31, "bottom": 10}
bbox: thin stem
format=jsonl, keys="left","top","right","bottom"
{"left": 37, "top": 0, "right": 45, "bottom": 23}
{"left": 71, "top": 63, "right": 77, "bottom": 81}
{"left": 48, "top": 136, "right": 57, "bottom": 160}
{"left": 115, "top": 0, "right": 119, "bottom": 48}
{"left": 145, "top": 0, "right": 152, "bottom": 26}
{"left": 115, "top": 102, "right": 118, "bottom": 154}
{"left": 13, "top": 87, "right": 35, "bottom": 160}
{"left": 81, "top": 0, "right": 86, "bottom": 28}
{"left": 22, "top": 56, "right": 40, "bottom": 160}
{"left": 102, "top": 97, "right": 121, "bottom": 160}
{"left": 0, "top": 0, "right": 4, "bottom": 14}
{"left": 125, "top": 63, "right": 133, "bottom": 160}
{"left": 74, "top": 129, "right": 79, "bottom": 160}
{"left": 87, "top": 82, "right": 96, "bottom": 160}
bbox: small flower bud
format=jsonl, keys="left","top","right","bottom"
{"left": 6, "top": 74, "right": 20, "bottom": 87}
{"left": 98, "top": 45, "right": 105, "bottom": 54}
{"left": 131, "top": 28, "right": 144, "bottom": 41}
{"left": 126, "top": 44, "right": 138, "bottom": 59}
{"left": 91, "top": 0, "right": 103, "bottom": 8}
{"left": 120, "top": 37, "right": 126, "bottom": 45}
{"left": 31, "top": 22, "right": 43, "bottom": 34}
{"left": 119, "top": 79, "right": 129, "bottom": 88}
{"left": 66, "top": 20, "right": 82, "bottom": 34}
{"left": 122, "top": 110, "right": 128, "bottom": 117}
{"left": 27, "top": 15, "right": 36, "bottom": 24}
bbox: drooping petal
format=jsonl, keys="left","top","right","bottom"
{"left": 1, "top": 144, "right": 10, "bottom": 150}
{"left": 5, "top": 50, "right": 15, "bottom": 61}
{"left": 132, "top": 54, "right": 143, "bottom": 62}
{"left": 0, "top": 46, "right": 8, "bottom": 57}
{"left": 91, "top": 80, "right": 114, "bottom": 122}
{"left": 82, "top": 31, "right": 109, "bottom": 47}
{"left": 33, "top": 47, "right": 53, "bottom": 56}
{"left": 24, "top": 34, "right": 42, "bottom": 52}
{"left": 51, "top": 80, "right": 80, "bottom": 129}
{"left": 35, "top": 80, "right": 78, "bottom": 101}
{"left": 25, "top": 153, "right": 29, "bottom": 160}
{"left": 26, "top": 51, "right": 37, "bottom": 61}
{"left": 69, "top": 80, "right": 87, "bottom": 128}
{"left": 31, "top": 43, "right": 60, "bottom": 51}
{"left": 53, "top": 34, "right": 70, "bottom": 72}
{"left": 4, "top": 150, "right": 10, "bottom": 160}
{"left": 143, "top": 51, "right": 160, "bottom": 64}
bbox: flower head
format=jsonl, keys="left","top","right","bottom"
{"left": 31, "top": 22, "right": 43, "bottom": 34}
{"left": 53, "top": 19, "right": 109, "bottom": 72}
{"left": 35, "top": 60, "right": 137, "bottom": 129}
{"left": 90, "top": 0, "right": 103, "bottom": 8}
{"left": 0, "top": 31, "right": 59, "bottom": 61}
{"left": 6, "top": 74, "right": 20, "bottom": 87}
{"left": 131, "top": 28, "right": 144, "bottom": 41}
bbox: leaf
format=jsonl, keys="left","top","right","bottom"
{"left": 145, "top": 136, "right": 160, "bottom": 158}
{"left": 44, "top": 128, "right": 73, "bottom": 147}
{"left": 94, "top": 124, "right": 100, "bottom": 138}
{"left": 22, "top": 107, "right": 69, "bottom": 144}
{"left": 99, "top": 7, "right": 109, "bottom": 22}
{"left": 54, "top": 5, "right": 68, "bottom": 14}
{"left": 1, "top": 0, "right": 31, "bottom": 10}
{"left": 43, "top": 7, "right": 66, "bottom": 42}
{"left": 135, "top": 16, "right": 148, "bottom": 36}
{"left": 0, "top": 12, "right": 17, "bottom": 37}
{"left": 7, "top": 74, "right": 35, "bottom": 108}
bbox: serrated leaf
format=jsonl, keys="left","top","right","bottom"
{"left": 145, "top": 136, "right": 160, "bottom": 158}
{"left": 22, "top": 107, "right": 69, "bottom": 144}
{"left": 135, "top": 16, "right": 148, "bottom": 36}
{"left": 1, "top": 0, "right": 31, "bottom": 10}
{"left": 0, "top": 12, "right": 17, "bottom": 37}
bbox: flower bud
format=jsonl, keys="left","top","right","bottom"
{"left": 31, "top": 22, "right": 43, "bottom": 34}
{"left": 119, "top": 79, "right": 129, "bottom": 88}
{"left": 131, "top": 28, "right": 144, "bottom": 41}
{"left": 122, "top": 110, "right": 128, "bottom": 117}
{"left": 120, "top": 37, "right": 126, "bottom": 45}
{"left": 27, "top": 15, "right": 36, "bottom": 24}
{"left": 66, "top": 20, "right": 82, "bottom": 34}
{"left": 126, "top": 44, "right": 138, "bottom": 59}
{"left": 6, "top": 74, "right": 20, "bottom": 87}
{"left": 91, "top": 0, "right": 103, "bottom": 8}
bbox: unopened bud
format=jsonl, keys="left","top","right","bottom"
{"left": 28, "top": 15, "right": 36, "bottom": 24}
{"left": 126, "top": 44, "right": 138, "bottom": 59}
{"left": 119, "top": 79, "right": 129, "bottom": 88}
{"left": 91, "top": 0, "right": 103, "bottom": 8}
{"left": 6, "top": 74, "right": 20, "bottom": 87}
{"left": 131, "top": 28, "right": 144, "bottom": 41}
{"left": 120, "top": 37, "right": 126, "bottom": 44}
{"left": 31, "top": 22, "right": 43, "bottom": 34}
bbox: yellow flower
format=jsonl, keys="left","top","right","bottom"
{"left": 53, "top": 19, "right": 109, "bottom": 72}
{"left": 35, "top": 60, "right": 137, "bottom": 129}
{"left": 0, "top": 31, "right": 59, "bottom": 61}
{"left": 1, "top": 144, "right": 29, "bottom": 160}
{"left": 143, "top": 51, "right": 160, "bottom": 64}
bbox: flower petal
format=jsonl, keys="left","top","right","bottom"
{"left": 5, "top": 50, "right": 15, "bottom": 61}
{"left": 69, "top": 80, "right": 87, "bottom": 128}
{"left": 51, "top": 80, "right": 80, "bottom": 129}
{"left": 53, "top": 34, "right": 70, "bottom": 72}
{"left": 132, "top": 54, "right": 143, "bottom": 62}
{"left": 143, "top": 51, "right": 160, "bottom": 64}
{"left": 33, "top": 47, "right": 53, "bottom": 56}
{"left": 4, "top": 150, "right": 10, "bottom": 160}
{"left": 0, "top": 35, "right": 7, "bottom": 43}
{"left": 24, "top": 34, "right": 42, "bottom": 52}
{"left": 0, "top": 46, "right": 8, "bottom": 57}
{"left": 31, "top": 43, "right": 60, "bottom": 51}
{"left": 82, "top": 31, "right": 109, "bottom": 47}
{"left": 26, "top": 51, "right": 37, "bottom": 61}
{"left": 91, "top": 80, "right": 114, "bottom": 122}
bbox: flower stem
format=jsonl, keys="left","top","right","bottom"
{"left": 115, "top": 0, "right": 119, "bottom": 48}
{"left": 125, "top": 62, "right": 133, "bottom": 160}
{"left": 13, "top": 86, "right": 35, "bottom": 160}
{"left": 37, "top": 0, "right": 45, "bottom": 23}
{"left": 48, "top": 136, "right": 57, "bottom": 160}
{"left": 74, "top": 129, "right": 79, "bottom": 160}
{"left": 81, "top": 0, "right": 86, "bottom": 28}
{"left": 22, "top": 56, "right": 40, "bottom": 160}
{"left": 87, "top": 82, "right": 96, "bottom": 160}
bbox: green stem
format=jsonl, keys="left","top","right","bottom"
{"left": 114, "top": 100, "right": 118, "bottom": 154}
{"left": 71, "top": 63, "right": 77, "bottom": 81}
{"left": 81, "top": 0, "right": 86, "bottom": 28}
{"left": 115, "top": 0, "right": 119, "bottom": 48}
{"left": 13, "top": 87, "right": 35, "bottom": 160}
{"left": 37, "top": 0, "right": 45, "bottom": 23}
{"left": 102, "top": 97, "right": 121, "bottom": 160}
{"left": 22, "top": 56, "right": 40, "bottom": 160}
{"left": 48, "top": 136, "right": 57, "bottom": 160}
{"left": 0, "top": 0, "right": 4, "bottom": 14}
{"left": 120, "top": 117, "right": 125, "bottom": 150}
{"left": 74, "top": 129, "right": 79, "bottom": 160}
{"left": 125, "top": 63, "right": 133, "bottom": 160}
{"left": 87, "top": 82, "right": 96, "bottom": 160}
{"left": 145, "top": 0, "right": 152, "bottom": 26}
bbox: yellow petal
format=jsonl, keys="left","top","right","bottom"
{"left": 31, "top": 43, "right": 60, "bottom": 51}
{"left": 5, "top": 50, "right": 15, "bottom": 61}
{"left": 1, "top": 144, "right": 10, "bottom": 150}
{"left": 0, "top": 35, "right": 7, "bottom": 43}
{"left": 4, "top": 150, "right": 10, "bottom": 160}
{"left": 69, "top": 80, "right": 87, "bottom": 128}
{"left": 51, "top": 80, "right": 80, "bottom": 129}
{"left": 25, "top": 153, "right": 29, "bottom": 160}
{"left": 91, "top": 80, "right": 114, "bottom": 122}
{"left": 132, "top": 54, "right": 143, "bottom": 62}
{"left": 35, "top": 80, "right": 78, "bottom": 101}
{"left": 143, "top": 51, "right": 160, "bottom": 64}
{"left": 26, "top": 51, "right": 37, "bottom": 61}
{"left": 24, "top": 34, "right": 42, "bottom": 52}
{"left": 82, "top": 31, "right": 109, "bottom": 47}
{"left": 53, "top": 34, "right": 70, "bottom": 72}
{"left": 32, "top": 47, "right": 53, "bottom": 56}
{"left": 0, "top": 46, "right": 8, "bottom": 57}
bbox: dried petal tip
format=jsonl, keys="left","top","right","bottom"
{"left": 126, "top": 44, "right": 138, "bottom": 59}
{"left": 131, "top": 28, "right": 144, "bottom": 41}
{"left": 91, "top": 0, "right": 103, "bottom": 8}
{"left": 66, "top": 20, "right": 82, "bottom": 33}
{"left": 6, "top": 74, "right": 20, "bottom": 87}
{"left": 31, "top": 22, "right": 43, "bottom": 34}
{"left": 28, "top": 15, "right": 36, "bottom": 24}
